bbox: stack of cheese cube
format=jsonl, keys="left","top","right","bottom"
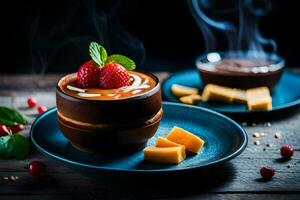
{"left": 172, "top": 83, "right": 272, "bottom": 111}
{"left": 143, "top": 126, "right": 205, "bottom": 164}
{"left": 171, "top": 84, "right": 202, "bottom": 105}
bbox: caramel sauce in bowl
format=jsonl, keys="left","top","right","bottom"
{"left": 196, "top": 52, "right": 285, "bottom": 91}
{"left": 58, "top": 71, "right": 157, "bottom": 101}
{"left": 56, "top": 70, "right": 162, "bottom": 153}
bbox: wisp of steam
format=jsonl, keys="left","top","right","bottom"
{"left": 29, "top": 0, "right": 145, "bottom": 74}
{"left": 187, "top": 0, "right": 277, "bottom": 59}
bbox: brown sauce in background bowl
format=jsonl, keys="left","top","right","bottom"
{"left": 196, "top": 52, "right": 285, "bottom": 91}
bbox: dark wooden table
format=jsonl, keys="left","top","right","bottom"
{"left": 0, "top": 73, "right": 299, "bottom": 200}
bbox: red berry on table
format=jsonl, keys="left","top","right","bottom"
{"left": 100, "top": 63, "right": 131, "bottom": 89}
{"left": 27, "top": 97, "right": 37, "bottom": 108}
{"left": 0, "top": 125, "right": 9, "bottom": 136}
{"left": 260, "top": 166, "right": 275, "bottom": 180}
{"left": 77, "top": 60, "right": 101, "bottom": 88}
{"left": 28, "top": 161, "right": 47, "bottom": 177}
{"left": 280, "top": 144, "right": 294, "bottom": 159}
{"left": 7, "top": 124, "right": 24, "bottom": 133}
{"left": 38, "top": 106, "right": 47, "bottom": 114}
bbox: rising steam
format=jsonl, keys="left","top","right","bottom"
{"left": 29, "top": 0, "right": 145, "bottom": 74}
{"left": 187, "top": 0, "right": 277, "bottom": 58}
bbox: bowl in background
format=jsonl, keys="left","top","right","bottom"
{"left": 196, "top": 51, "right": 285, "bottom": 91}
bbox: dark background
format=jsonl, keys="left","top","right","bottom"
{"left": 0, "top": 0, "right": 299, "bottom": 74}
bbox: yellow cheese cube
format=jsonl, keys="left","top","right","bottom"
{"left": 166, "top": 126, "right": 205, "bottom": 154}
{"left": 179, "top": 94, "right": 202, "bottom": 105}
{"left": 171, "top": 84, "right": 199, "bottom": 97}
{"left": 143, "top": 146, "right": 186, "bottom": 164}
{"left": 246, "top": 87, "right": 272, "bottom": 110}
{"left": 156, "top": 137, "right": 184, "bottom": 149}
{"left": 233, "top": 88, "right": 247, "bottom": 103}
{"left": 202, "top": 84, "right": 235, "bottom": 102}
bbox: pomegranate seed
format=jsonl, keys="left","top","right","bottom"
{"left": 27, "top": 97, "right": 37, "bottom": 108}
{"left": 37, "top": 106, "right": 47, "bottom": 114}
{"left": 28, "top": 161, "right": 47, "bottom": 177}
{"left": 280, "top": 144, "right": 294, "bottom": 159}
{"left": 0, "top": 125, "right": 9, "bottom": 136}
{"left": 7, "top": 124, "right": 24, "bottom": 133}
{"left": 260, "top": 166, "right": 275, "bottom": 180}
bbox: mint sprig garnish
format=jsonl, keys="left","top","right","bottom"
{"left": 88, "top": 41, "right": 136, "bottom": 70}
{"left": 107, "top": 54, "right": 136, "bottom": 70}
{"left": 89, "top": 42, "right": 107, "bottom": 66}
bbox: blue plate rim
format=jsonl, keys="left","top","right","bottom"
{"left": 162, "top": 69, "right": 300, "bottom": 114}
{"left": 30, "top": 102, "right": 248, "bottom": 173}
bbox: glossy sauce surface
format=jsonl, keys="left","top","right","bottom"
{"left": 198, "top": 58, "right": 275, "bottom": 75}
{"left": 58, "top": 71, "right": 157, "bottom": 100}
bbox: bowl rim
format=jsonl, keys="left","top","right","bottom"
{"left": 56, "top": 70, "right": 161, "bottom": 103}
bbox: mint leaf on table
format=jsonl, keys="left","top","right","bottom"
{"left": 89, "top": 41, "right": 107, "bottom": 66}
{"left": 107, "top": 54, "right": 136, "bottom": 70}
{"left": 11, "top": 134, "right": 31, "bottom": 159}
{"left": 0, "top": 134, "right": 31, "bottom": 160}
{"left": 0, "top": 118, "right": 17, "bottom": 126}
{"left": 0, "top": 135, "right": 15, "bottom": 159}
{"left": 0, "top": 106, "right": 27, "bottom": 126}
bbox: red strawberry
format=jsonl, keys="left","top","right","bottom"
{"left": 28, "top": 161, "right": 47, "bottom": 177}
{"left": 7, "top": 124, "right": 24, "bottom": 133}
{"left": 0, "top": 125, "right": 9, "bottom": 136}
{"left": 99, "top": 63, "right": 131, "bottom": 89}
{"left": 280, "top": 144, "right": 294, "bottom": 159}
{"left": 260, "top": 166, "right": 275, "bottom": 180}
{"left": 37, "top": 105, "right": 47, "bottom": 114}
{"left": 77, "top": 60, "right": 101, "bottom": 88}
{"left": 27, "top": 97, "right": 37, "bottom": 108}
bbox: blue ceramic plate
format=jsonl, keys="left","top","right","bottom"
{"left": 162, "top": 70, "right": 300, "bottom": 117}
{"left": 30, "top": 102, "right": 247, "bottom": 174}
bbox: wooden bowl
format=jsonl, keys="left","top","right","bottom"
{"left": 56, "top": 71, "right": 162, "bottom": 153}
{"left": 57, "top": 71, "right": 161, "bottom": 124}
{"left": 57, "top": 109, "right": 162, "bottom": 153}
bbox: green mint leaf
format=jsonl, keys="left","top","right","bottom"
{"left": 107, "top": 54, "right": 136, "bottom": 70}
{"left": 0, "top": 134, "right": 31, "bottom": 160}
{"left": 11, "top": 134, "right": 31, "bottom": 160}
{"left": 89, "top": 41, "right": 107, "bottom": 66}
{"left": 0, "top": 135, "right": 14, "bottom": 159}
{"left": 0, "top": 118, "right": 17, "bottom": 126}
{"left": 0, "top": 106, "right": 27, "bottom": 126}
